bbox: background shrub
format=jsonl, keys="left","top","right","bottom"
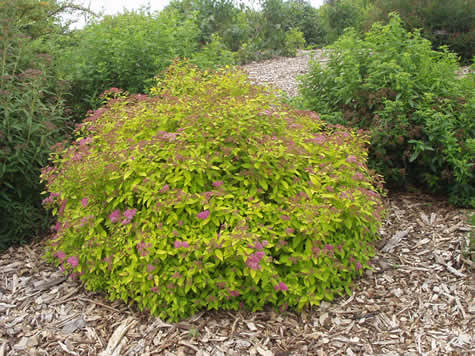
{"left": 42, "top": 62, "right": 384, "bottom": 321}
{"left": 0, "top": 0, "right": 84, "bottom": 249}
{"left": 299, "top": 14, "right": 474, "bottom": 207}
{"left": 365, "top": 0, "right": 474, "bottom": 64}
{"left": 56, "top": 8, "right": 200, "bottom": 120}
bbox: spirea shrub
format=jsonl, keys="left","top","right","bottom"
{"left": 299, "top": 14, "right": 475, "bottom": 207}
{"left": 41, "top": 61, "right": 385, "bottom": 321}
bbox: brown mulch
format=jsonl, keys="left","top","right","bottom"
{"left": 1, "top": 52, "right": 473, "bottom": 356}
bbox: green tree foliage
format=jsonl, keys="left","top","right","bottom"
{"left": 42, "top": 62, "right": 384, "bottom": 321}
{"left": 366, "top": 0, "right": 474, "bottom": 63}
{"left": 284, "top": 0, "right": 327, "bottom": 46}
{"left": 56, "top": 9, "right": 200, "bottom": 119}
{"left": 299, "top": 14, "right": 474, "bottom": 207}
{"left": 0, "top": 0, "right": 88, "bottom": 249}
{"left": 320, "top": 0, "right": 364, "bottom": 43}
{"left": 166, "top": 0, "right": 241, "bottom": 47}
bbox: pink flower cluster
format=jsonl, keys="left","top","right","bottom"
{"left": 67, "top": 256, "right": 79, "bottom": 268}
{"left": 197, "top": 210, "right": 210, "bottom": 220}
{"left": 174, "top": 240, "right": 190, "bottom": 248}
{"left": 136, "top": 241, "right": 152, "bottom": 256}
{"left": 81, "top": 197, "right": 89, "bottom": 207}
{"left": 246, "top": 251, "right": 265, "bottom": 270}
{"left": 109, "top": 208, "right": 137, "bottom": 225}
{"left": 346, "top": 155, "right": 358, "bottom": 164}
{"left": 212, "top": 181, "right": 223, "bottom": 187}
{"left": 274, "top": 281, "right": 289, "bottom": 292}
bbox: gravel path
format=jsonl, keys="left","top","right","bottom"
{"left": 241, "top": 49, "right": 329, "bottom": 97}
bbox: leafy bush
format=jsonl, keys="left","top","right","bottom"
{"left": 366, "top": 0, "right": 474, "bottom": 64}
{"left": 299, "top": 14, "right": 475, "bottom": 207}
{"left": 0, "top": 0, "right": 73, "bottom": 249}
{"left": 283, "top": 28, "right": 306, "bottom": 57}
{"left": 42, "top": 62, "right": 384, "bottom": 321}
{"left": 320, "top": 0, "right": 363, "bottom": 44}
{"left": 57, "top": 8, "right": 200, "bottom": 120}
{"left": 191, "top": 34, "right": 235, "bottom": 69}
{"left": 284, "top": 0, "right": 328, "bottom": 46}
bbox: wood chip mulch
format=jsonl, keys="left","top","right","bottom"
{"left": 1, "top": 194, "right": 473, "bottom": 355}
{"left": 1, "top": 51, "right": 474, "bottom": 356}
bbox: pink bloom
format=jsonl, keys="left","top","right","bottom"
{"left": 67, "top": 256, "right": 79, "bottom": 268}
{"left": 254, "top": 241, "right": 263, "bottom": 250}
{"left": 346, "top": 155, "right": 358, "bottom": 164}
{"left": 280, "top": 215, "right": 290, "bottom": 221}
{"left": 255, "top": 251, "right": 265, "bottom": 259}
{"left": 174, "top": 240, "right": 189, "bottom": 248}
{"left": 197, "top": 210, "right": 210, "bottom": 220}
{"left": 286, "top": 228, "right": 294, "bottom": 234}
{"left": 279, "top": 282, "right": 288, "bottom": 291}
{"left": 109, "top": 209, "right": 121, "bottom": 223}
{"left": 274, "top": 284, "right": 280, "bottom": 291}
{"left": 123, "top": 208, "right": 137, "bottom": 220}
{"left": 312, "top": 247, "right": 321, "bottom": 255}
{"left": 146, "top": 264, "right": 155, "bottom": 272}
{"left": 245, "top": 255, "right": 260, "bottom": 270}
{"left": 42, "top": 196, "right": 53, "bottom": 206}
{"left": 230, "top": 290, "right": 240, "bottom": 297}
{"left": 160, "top": 184, "right": 169, "bottom": 193}
{"left": 352, "top": 172, "right": 365, "bottom": 181}
{"left": 55, "top": 250, "right": 66, "bottom": 260}
{"left": 262, "top": 240, "right": 268, "bottom": 247}
{"left": 355, "top": 261, "right": 362, "bottom": 271}
{"left": 212, "top": 181, "right": 223, "bottom": 187}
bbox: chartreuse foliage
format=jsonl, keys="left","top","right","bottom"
{"left": 299, "top": 14, "right": 475, "bottom": 208}
{"left": 41, "top": 62, "right": 384, "bottom": 321}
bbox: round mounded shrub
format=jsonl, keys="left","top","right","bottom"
{"left": 41, "top": 62, "right": 384, "bottom": 321}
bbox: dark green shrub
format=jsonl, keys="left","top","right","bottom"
{"left": 0, "top": 0, "right": 73, "bottom": 249}
{"left": 42, "top": 62, "right": 384, "bottom": 321}
{"left": 299, "top": 14, "right": 475, "bottom": 207}
{"left": 166, "top": 0, "right": 241, "bottom": 47}
{"left": 284, "top": 0, "right": 328, "bottom": 46}
{"left": 283, "top": 28, "right": 306, "bottom": 56}
{"left": 191, "top": 34, "right": 234, "bottom": 69}
{"left": 320, "top": 0, "right": 363, "bottom": 44}
{"left": 366, "top": 0, "right": 474, "bottom": 64}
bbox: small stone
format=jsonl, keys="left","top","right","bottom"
{"left": 62, "top": 317, "right": 86, "bottom": 334}
{"left": 235, "top": 340, "right": 251, "bottom": 349}
{"left": 27, "top": 335, "right": 39, "bottom": 347}
{"left": 14, "top": 337, "right": 28, "bottom": 350}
